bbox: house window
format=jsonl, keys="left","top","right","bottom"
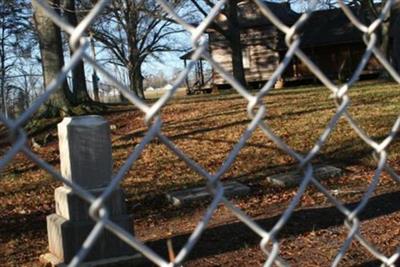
{"left": 242, "top": 47, "right": 250, "bottom": 69}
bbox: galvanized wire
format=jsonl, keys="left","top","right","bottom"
{"left": 1, "top": 0, "right": 400, "bottom": 266}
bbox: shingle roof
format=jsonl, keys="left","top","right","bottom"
{"left": 297, "top": 8, "right": 363, "bottom": 48}
{"left": 240, "top": 1, "right": 364, "bottom": 50}
{"left": 238, "top": 1, "right": 299, "bottom": 28}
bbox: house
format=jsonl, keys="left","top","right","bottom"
{"left": 207, "top": 1, "right": 385, "bottom": 89}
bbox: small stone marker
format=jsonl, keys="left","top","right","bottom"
{"left": 41, "top": 116, "right": 138, "bottom": 266}
{"left": 266, "top": 165, "right": 342, "bottom": 187}
{"left": 166, "top": 181, "right": 250, "bottom": 207}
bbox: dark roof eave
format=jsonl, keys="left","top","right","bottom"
{"left": 273, "top": 39, "right": 364, "bottom": 52}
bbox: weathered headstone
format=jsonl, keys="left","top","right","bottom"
{"left": 40, "top": 116, "right": 138, "bottom": 266}
{"left": 266, "top": 165, "right": 342, "bottom": 187}
{"left": 166, "top": 181, "right": 250, "bottom": 207}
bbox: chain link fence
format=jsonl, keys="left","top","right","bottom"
{"left": 1, "top": 0, "right": 400, "bottom": 266}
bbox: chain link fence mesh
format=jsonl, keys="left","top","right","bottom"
{"left": 1, "top": 0, "right": 400, "bottom": 266}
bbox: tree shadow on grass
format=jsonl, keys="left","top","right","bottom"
{"left": 355, "top": 259, "right": 400, "bottom": 266}
{"left": 2, "top": 183, "right": 398, "bottom": 266}
{"left": 112, "top": 92, "right": 391, "bottom": 154}
{"left": 140, "top": 191, "right": 400, "bottom": 266}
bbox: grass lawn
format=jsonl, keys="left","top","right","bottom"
{"left": 1, "top": 81, "right": 400, "bottom": 266}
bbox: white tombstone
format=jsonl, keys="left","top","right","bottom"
{"left": 58, "top": 116, "right": 113, "bottom": 189}
{"left": 41, "top": 116, "right": 139, "bottom": 266}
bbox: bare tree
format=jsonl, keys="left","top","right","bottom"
{"left": 89, "top": 0, "right": 187, "bottom": 99}
{"left": 0, "top": 0, "right": 32, "bottom": 118}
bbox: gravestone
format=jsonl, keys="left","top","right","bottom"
{"left": 40, "top": 116, "right": 139, "bottom": 266}
{"left": 166, "top": 181, "right": 250, "bottom": 207}
{"left": 266, "top": 165, "right": 342, "bottom": 187}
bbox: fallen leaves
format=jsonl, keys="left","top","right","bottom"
{"left": 1, "top": 82, "right": 400, "bottom": 265}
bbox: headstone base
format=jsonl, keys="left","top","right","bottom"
{"left": 47, "top": 214, "right": 134, "bottom": 263}
{"left": 55, "top": 186, "right": 126, "bottom": 221}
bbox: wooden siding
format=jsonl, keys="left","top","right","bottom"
{"left": 210, "top": 28, "right": 382, "bottom": 86}
{"left": 282, "top": 43, "right": 382, "bottom": 80}
{"left": 210, "top": 27, "right": 280, "bottom": 85}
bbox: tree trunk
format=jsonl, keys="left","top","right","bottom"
{"left": 126, "top": 3, "right": 145, "bottom": 100}
{"left": 392, "top": 15, "right": 400, "bottom": 73}
{"left": 63, "top": 0, "right": 91, "bottom": 104}
{"left": 129, "top": 64, "right": 145, "bottom": 99}
{"left": 1, "top": 16, "right": 8, "bottom": 118}
{"left": 92, "top": 72, "right": 100, "bottom": 101}
{"left": 229, "top": 34, "right": 247, "bottom": 86}
{"left": 32, "top": 0, "right": 72, "bottom": 117}
{"left": 90, "top": 36, "right": 100, "bottom": 102}
{"left": 226, "top": 0, "right": 246, "bottom": 87}
{"left": 0, "top": 40, "right": 7, "bottom": 118}
{"left": 379, "top": 19, "right": 391, "bottom": 78}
